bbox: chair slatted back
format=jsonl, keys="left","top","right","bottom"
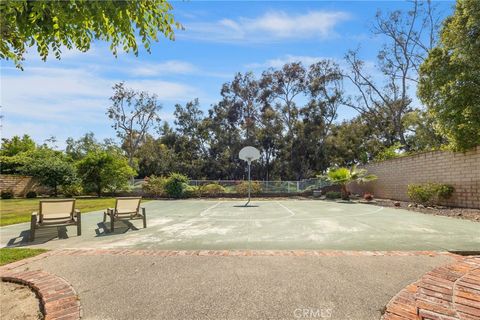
{"left": 40, "top": 199, "right": 75, "bottom": 221}
{"left": 115, "top": 197, "right": 141, "bottom": 214}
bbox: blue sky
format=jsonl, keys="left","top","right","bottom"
{"left": 1, "top": 0, "right": 455, "bottom": 148}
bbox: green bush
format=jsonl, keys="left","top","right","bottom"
{"left": 59, "top": 183, "right": 83, "bottom": 197}
{"left": 21, "top": 148, "right": 77, "bottom": 197}
{"left": 164, "top": 173, "right": 189, "bottom": 198}
{"left": 184, "top": 185, "right": 200, "bottom": 198}
{"left": 25, "top": 191, "right": 37, "bottom": 198}
{"left": 436, "top": 184, "right": 455, "bottom": 199}
{"left": 407, "top": 183, "right": 454, "bottom": 206}
{"left": 200, "top": 183, "right": 226, "bottom": 196}
{"left": 142, "top": 175, "right": 167, "bottom": 196}
{"left": 76, "top": 150, "right": 136, "bottom": 196}
{"left": 1, "top": 190, "right": 14, "bottom": 199}
{"left": 235, "top": 181, "right": 262, "bottom": 195}
{"left": 325, "top": 191, "right": 341, "bottom": 199}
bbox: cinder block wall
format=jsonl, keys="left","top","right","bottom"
{"left": 0, "top": 174, "right": 38, "bottom": 196}
{"left": 349, "top": 146, "right": 480, "bottom": 209}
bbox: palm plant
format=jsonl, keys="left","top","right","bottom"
{"left": 323, "top": 165, "right": 377, "bottom": 200}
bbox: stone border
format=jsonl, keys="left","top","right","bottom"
{"left": 1, "top": 268, "right": 81, "bottom": 320}
{"left": 382, "top": 256, "right": 480, "bottom": 320}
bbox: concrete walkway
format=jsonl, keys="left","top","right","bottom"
{"left": 4, "top": 250, "right": 456, "bottom": 320}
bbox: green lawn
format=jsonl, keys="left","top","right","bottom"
{"left": 0, "top": 198, "right": 149, "bottom": 226}
{"left": 0, "top": 248, "right": 48, "bottom": 266}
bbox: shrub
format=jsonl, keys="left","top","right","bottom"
{"left": 407, "top": 183, "right": 454, "bottom": 206}
{"left": 184, "top": 185, "right": 200, "bottom": 198}
{"left": 25, "top": 191, "right": 37, "bottom": 198}
{"left": 164, "top": 173, "right": 189, "bottom": 198}
{"left": 21, "top": 148, "right": 77, "bottom": 197}
{"left": 142, "top": 175, "right": 167, "bottom": 196}
{"left": 200, "top": 183, "right": 226, "bottom": 196}
{"left": 436, "top": 184, "right": 455, "bottom": 200}
{"left": 235, "top": 181, "right": 262, "bottom": 195}
{"left": 325, "top": 191, "right": 341, "bottom": 199}
{"left": 77, "top": 150, "right": 136, "bottom": 196}
{"left": 59, "top": 183, "right": 83, "bottom": 197}
{"left": 363, "top": 193, "right": 373, "bottom": 201}
{"left": 1, "top": 190, "right": 14, "bottom": 199}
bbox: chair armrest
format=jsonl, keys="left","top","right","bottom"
{"left": 74, "top": 209, "right": 81, "bottom": 217}
{"left": 32, "top": 211, "right": 38, "bottom": 216}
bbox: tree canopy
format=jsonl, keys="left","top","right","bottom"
{"left": 0, "top": 0, "right": 182, "bottom": 69}
{"left": 418, "top": 0, "right": 480, "bottom": 151}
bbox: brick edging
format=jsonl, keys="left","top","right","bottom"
{"left": 1, "top": 269, "right": 81, "bottom": 320}
{"left": 382, "top": 256, "right": 480, "bottom": 320}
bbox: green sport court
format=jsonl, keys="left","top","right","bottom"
{"left": 1, "top": 199, "right": 479, "bottom": 251}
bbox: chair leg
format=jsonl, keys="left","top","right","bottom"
{"left": 30, "top": 214, "right": 37, "bottom": 242}
{"left": 103, "top": 211, "right": 106, "bottom": 223}
{"left": 142, "top": 208, "right": 147, "bottom": 228}
{"left": 110, "top": 211, "right": 115, "bottom": 232}
{"left": 76, "top": 212, "right": 82, "bottom": 236}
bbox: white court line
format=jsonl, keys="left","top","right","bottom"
{"left": 199, "top": 201, "right": 223, "bottom": 217}
{"left": 275, "top": 201, "right": 296, "bottom": 218}
{"left": 163, "top": 202, "right": 384, "bottom": 222}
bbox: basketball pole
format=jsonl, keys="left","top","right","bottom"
{"left": 245, "top": 160, "right": 251, "bottom": 207}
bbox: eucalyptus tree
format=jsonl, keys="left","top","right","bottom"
{"left": 260, "top": 62, "right": 307, "bottom": 136}
{"left": 107, "top": 82, "right": 162, "bottom": 169}
{"left": 302, "top": 60, "right": 344, "bottom": 173}
{"left": 343, "top": 0, "right": 440, "bottom": 150}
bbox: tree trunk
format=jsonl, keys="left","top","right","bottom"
{"left": 341, "top": 184, "right": 349, "bottom": 200}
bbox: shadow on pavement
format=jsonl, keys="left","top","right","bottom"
{"left": 94, "top": 221, "right": 139, "bottom": 237}
{"left": 448, "top": 251, "right": 480, "bottom": 256}
{"left": 5, "top": 226, "right": 71, "bottom": 247}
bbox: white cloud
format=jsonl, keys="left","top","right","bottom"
{"left": 246, "top": 55, "right": 334, "bottom": 69}
{"left": 1, "top": 64, "right": 202, "bottom": 144}
{"left": 126, "top": 60, "right": 198, "bottom": 77}
{"left": 181, "top": 10, "right": 351, "bottom": 43}
{"left": 127, "top": 80, "right": 199, "bottom": 101}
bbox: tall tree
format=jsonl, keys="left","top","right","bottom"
{"left": 1, "top": 0, "right": 182, "bottom": 69}
{"left": 302, "top": 60, "right": 344, "bottom": 173}
{"left": 344, "top": 0, "right": 440, "bottom": 150}
{"left": 261, "top": 63, "right": 307, "bottom": 136}
{"left": 418, "top": 0, "right": 480, "bottom": 151}
{"left": 107, "top": 82, "right": 162, "bottom": 169}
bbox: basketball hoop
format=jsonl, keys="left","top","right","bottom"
{"left": 239, "top": 146, "right": 260, "bottom": 207}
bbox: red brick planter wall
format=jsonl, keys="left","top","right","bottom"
{"left": 1, "top": 269, "right": 81, "bottom": 320}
